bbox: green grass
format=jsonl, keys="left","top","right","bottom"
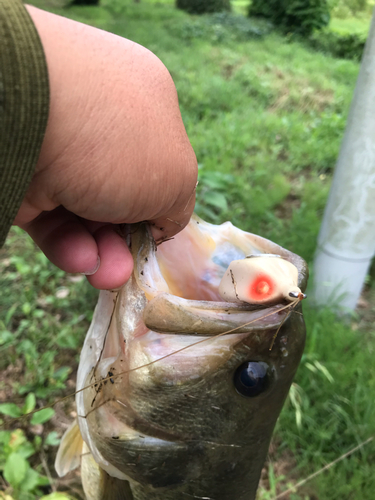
{"left": 273, "top": 305, "right": 375, "bottom": 499}
{"left": 0, "top": 229, "right": 98, "bottom": 498}
{"left": 330, "top": 15, "right": 371, "bottom": 34}
{"left": 1, "top": 1, "right": 375, "bottom": 499}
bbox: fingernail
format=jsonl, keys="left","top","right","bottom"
{"left": 82, "top": 255, "right": 100, "bottom": 276}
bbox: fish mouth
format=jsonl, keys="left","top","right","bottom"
{"left": 133, "top": 215, "right": 307, "bottom": 305}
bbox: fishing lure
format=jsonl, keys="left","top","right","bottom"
{"left": 219, "top": 254, "right": 306, "bottom": 305}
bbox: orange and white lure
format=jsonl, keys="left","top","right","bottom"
{"left": 219, "top": 254, "right": 306, "bottom": 305}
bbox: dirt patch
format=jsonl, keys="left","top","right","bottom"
{"left": 260, "top": 65, "right": 334, "bottom": 114}
{"left": 273, "top": 172, "right": 313, "bottom": 220}
{"left": 222, "top": 62, "right": 237, "bottom": 79}
{"left": 221, "top": 58, "right": 246, "bottom": 80}
{"left": 353, "top": 287, "right": 375, "bottom": 342}
{"left": 258, "top": 438, "right": 320, "bottom": 499}
{"left": 269, "top": 85, "right": 334, "bottom": 114}
{"left": 274, "top": 193, "right": 302, "bottom": 220}
{"left": 0, "top": 360, "right": 24, "bottom": 402}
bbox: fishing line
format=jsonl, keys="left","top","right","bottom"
{"left": 269, "top": 294, "right": 304, "bottom": 351}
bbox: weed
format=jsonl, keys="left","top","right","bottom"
{"left": 0, "top": 397, "right": 61, "bottom": 499}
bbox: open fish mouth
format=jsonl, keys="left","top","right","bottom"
{"left": 58, "top": 215, "right": 308, "bottom": 499}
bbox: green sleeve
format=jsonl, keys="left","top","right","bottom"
{"left": 0, "top": 0, "right": 49, "bottom": 246}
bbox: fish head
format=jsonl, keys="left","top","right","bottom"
{"left": 75, "top": 216, "right": 308, "bottom": 500}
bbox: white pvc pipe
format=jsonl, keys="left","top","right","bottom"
{"left": 313, "top": 10, "right": 375, "bottom": 310}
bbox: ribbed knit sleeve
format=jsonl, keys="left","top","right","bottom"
{"left": 0, "top": 0, "right": 49, "bottom": 246}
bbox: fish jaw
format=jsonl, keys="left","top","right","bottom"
{"left": 72, "top": 217, "right": 307, "bottom": 500}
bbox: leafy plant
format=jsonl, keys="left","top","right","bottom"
{"left": 249, "top": 0, "right": 330, "bottom": 35}
{"left": 0, "top": 429, "right": 50, "bottom": 497}
{"left": 168, "top": 12, "right": 272, "bottom": 43}
{"left": 309, "top": 29, "right": 366, "bottom": 60}
{"left": 0, "top": 228, "right": 96, "bottom": 398}
{"left": 330, "top": 0, "right": 368, "bottom": 16}
{"left": 176, "top": 0, "right": 230, "bottom": 15}
{"left": 69, "top": 0, "right": 99, "bottom": 5}
{"left": 249, "top": 0, "right": 285, "bottom": 22}
{"left": 257, "top": 461, "right": 297, "bottom": 499}
{"left": 0, "top": 395, "right": 61, "bottom": 498}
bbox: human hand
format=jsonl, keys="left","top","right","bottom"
{"left": 16, "top": 6, "right": 197, "bottom": 290}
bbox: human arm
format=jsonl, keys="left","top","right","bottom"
{"left": 1, "top": 3, "right": 197, "bottom": 289}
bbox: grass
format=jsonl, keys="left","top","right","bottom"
{"left": 330, "top": 15, "right": 371, "bottom": 34}
{"left": 0, "top": 229, "right": 97, "bottom": 498}
{"left": 1, "top": 1, "right": 375, "bottom": 499}
{"left": 272, "top": 305, "right": 375, "bottom": 498}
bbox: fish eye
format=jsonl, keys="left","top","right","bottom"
{"left": 234, "top": 361, "right": 270, "bottom": 397}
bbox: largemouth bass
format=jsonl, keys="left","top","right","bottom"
{"left": 56, "top": 216, "right": 308, "bottom": 500}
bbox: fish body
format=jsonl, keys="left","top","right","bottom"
{"left": 56, "top": 216, "right": 308, "bottom": 500}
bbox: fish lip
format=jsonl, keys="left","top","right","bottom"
{"left": 143, "top": 292, "right": 291, "bottom": 336}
